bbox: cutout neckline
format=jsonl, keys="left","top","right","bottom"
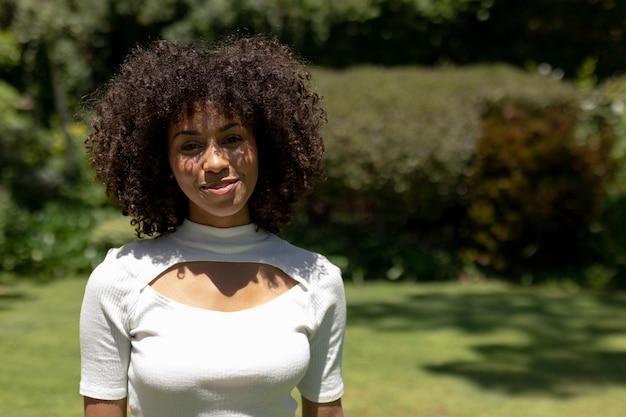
{"left": 147, "top": 261, "right": 300, "bottom": 313}
{"left": 144, "top": 283, "right": 301, "bottom": 314}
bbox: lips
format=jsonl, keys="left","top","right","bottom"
{"left": 201, "top": 179, "right": 238, "bottom": 195}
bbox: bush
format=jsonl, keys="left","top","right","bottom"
{"left": 460, "top": 99, "right": 617, "bottom": 272}
{"left": 0, "top": 111, "right": 115, "bottom": 276}
{"left": 312, "top": 65, "right": 479, "bottom": 223}
{"left": 0, "top": 200, "right": 102, "bottom": 278}
{"left": 285, "top": 64, "right": 596, "bottom": 281}
{"left": 580, "top": 75, "right": 626, "bottom": 289}
{"left": 311, "top": 64, "right": 581, "bottom": 223}
{"left": 598, "top": 76, "right": 626, "bottom": 185}
{"left": 89, "top": 214, "right": 138, "bottom": 251}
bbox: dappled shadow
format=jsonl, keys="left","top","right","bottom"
{"left": 0, "top": 290, "right": 30, "bottom": 312}
{"left": 347, "top": 285, "right": 626, "bottom": 397}
{"left": 425, "top": 344, "right": 626, "bottom": 397}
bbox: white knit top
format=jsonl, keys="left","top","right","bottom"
{"left": 79, "top": 220, "right": 346, "bottom": 417}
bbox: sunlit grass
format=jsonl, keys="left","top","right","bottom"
{"left": 342, "top": 281, "right": 626, "bottom": 417}
{"left": 2, "top": 277, "right": 626, "bottom": 417}
{"left": 0, "top": 277, "right": 84, "bottom": 417}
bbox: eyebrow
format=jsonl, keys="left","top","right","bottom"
{"left": 170, "top": 122, "right": 243, "bottom": 140}
{"left": 219, "top": 122, "right": 243, "bottom": 132}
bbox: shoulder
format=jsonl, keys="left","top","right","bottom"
{"left": 266, "top": 235, "right": 342, "bottom": 282}
{"left": 267, "top": 235, "right": 344, "bottom": 303}
{"left": 86, "top": 236, "right": 181, "bottom": 295}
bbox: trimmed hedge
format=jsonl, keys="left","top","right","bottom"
{"left": 312, "top": 64, "right": 581, "bottom": 221}
{"left": 312, "top": 65, "right": 478, "bottom": 223}
{"left": 283, "top": 64, "right": 618, "bottom": 282}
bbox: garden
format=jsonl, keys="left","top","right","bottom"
{"left": 3, "top": 0, "right": 626, "bottom": 288}
{"left": 2, "top": 1, "right": 626, "bottom": 416}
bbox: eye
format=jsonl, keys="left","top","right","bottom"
{"left": 221, "top": 135, "right": 243, "bottom": 146}
{"left": 180, "top": 141, "right": 204, "bottom": 152}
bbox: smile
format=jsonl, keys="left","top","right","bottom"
{"left": 202, "top": 180, "right": 238, "bottom": 195}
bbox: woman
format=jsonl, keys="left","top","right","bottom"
{"left": 80, "top": 35, "right": 346, "bottom": 417}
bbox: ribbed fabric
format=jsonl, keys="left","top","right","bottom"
{"left": 79, "top": 220, "right": 345, "bottom": 417}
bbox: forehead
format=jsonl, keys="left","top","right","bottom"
{"left": 169, "top": 102, "right": 242, "bottom": 129}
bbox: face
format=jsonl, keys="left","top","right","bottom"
{"left": 167, "top": 104, "right": 258, "bottom": 228}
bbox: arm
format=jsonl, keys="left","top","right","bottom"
{"left": 299, "top": 262, "right": 347, "bottom": 417}
{"left": 302, "top": 397, "right": 343, "bottom": 417}
{"left": 84, "top": 397, "right": 127, "bottom": 417}
{"left": 80, "top": 257, "right": 133, "bottom": 415}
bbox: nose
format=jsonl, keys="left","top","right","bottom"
{"left": 201, "top": 145, "right": 228, "bottom": 173}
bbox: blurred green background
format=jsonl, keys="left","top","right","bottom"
{"left": 2, "top": 0, "right": 626, "bottom": 288}
{"left": 3, "top": 2, "right": 626, "bottom": 417}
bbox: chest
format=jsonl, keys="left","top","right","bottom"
{"left": 128, "top": 286, "right": 312, "bottom": 393}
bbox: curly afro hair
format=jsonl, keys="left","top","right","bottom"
{"left": 85, "top": 35, "right": 326, "bottom": 236}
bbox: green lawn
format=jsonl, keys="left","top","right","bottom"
{"left": 2, "top": 277, "right": 626, "bottom": 417}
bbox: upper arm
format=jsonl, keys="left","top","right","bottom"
{"left": 79, "top": 260, "right": 132, "bottom": 399}
{"left": 84, "top": 397, "right": 127, "bottom": 417}
{"left": 302, "top": 397, "right": 343, "bottom": 417}
{"left": 297, "top": 265, "right": 346, "bottom": 401}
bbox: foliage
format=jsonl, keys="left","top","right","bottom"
{"left": 0, "top": 200, "right": 103, "bottom": 277}
{"left": 2, "top": 0, "right": 625, "bottom": 133}
{"left": 583, "top": 76, "right": 626, "bottom": 287}
{"left": 460, "top": 98, "right": 617, "bottom": 273}
{"left": 0, "top": 60, "right": 622, "bottom": 289}
{"left": 0, "top": 78, "right": 28, "bottom": 131}
{"left": 89, "top": 214, "right": 139, "bottom": 251}
{"left": 0, "top": 29, "right": 19, "bottom": 68}
{"left": 0, "top": 103, "right": 111, "bottom": 276}
{"left": 286, "top": 64, "right": 486, "bottom": 281}
{"left": 598, "top": 75, "right": 626, "bottom": 184}
{"left": 1, "top": 0, "right": 625, "bottom": 285}
{"left": 285, "top": 64, "right": 600, "bottom": 282}
{"left": 312, "top": 65, "right": 480, "bottom": 222}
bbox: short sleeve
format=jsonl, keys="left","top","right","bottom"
{"left": 297, "top": 262, "right": 346, "bottom": 403}
{"left": 79, "top": 252, "right": 133, "bottom": 400}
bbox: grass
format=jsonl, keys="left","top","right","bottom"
{"left": 2, "top": 277, "right": 626, "bottom": 417}
{"left": 0, "top": 277, "right": 84, "bottom": 417}
{"left": 343, "top": 281, "right": 626, "bottom": 417}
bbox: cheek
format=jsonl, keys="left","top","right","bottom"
{"left": 233, "top": 145, "right": 258, "bottom": 171}
{"left": 171, "top": 157, "right": 201, "bottom": 179}
{"left": 183, "top": 159, "right": 198, "bottom": 173}
{"left": 170, "top": 158, "right": 199, "bottom": 182}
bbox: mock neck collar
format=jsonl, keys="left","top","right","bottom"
{"left": 170, "top": 219, "right": 272, "bottom": 254}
